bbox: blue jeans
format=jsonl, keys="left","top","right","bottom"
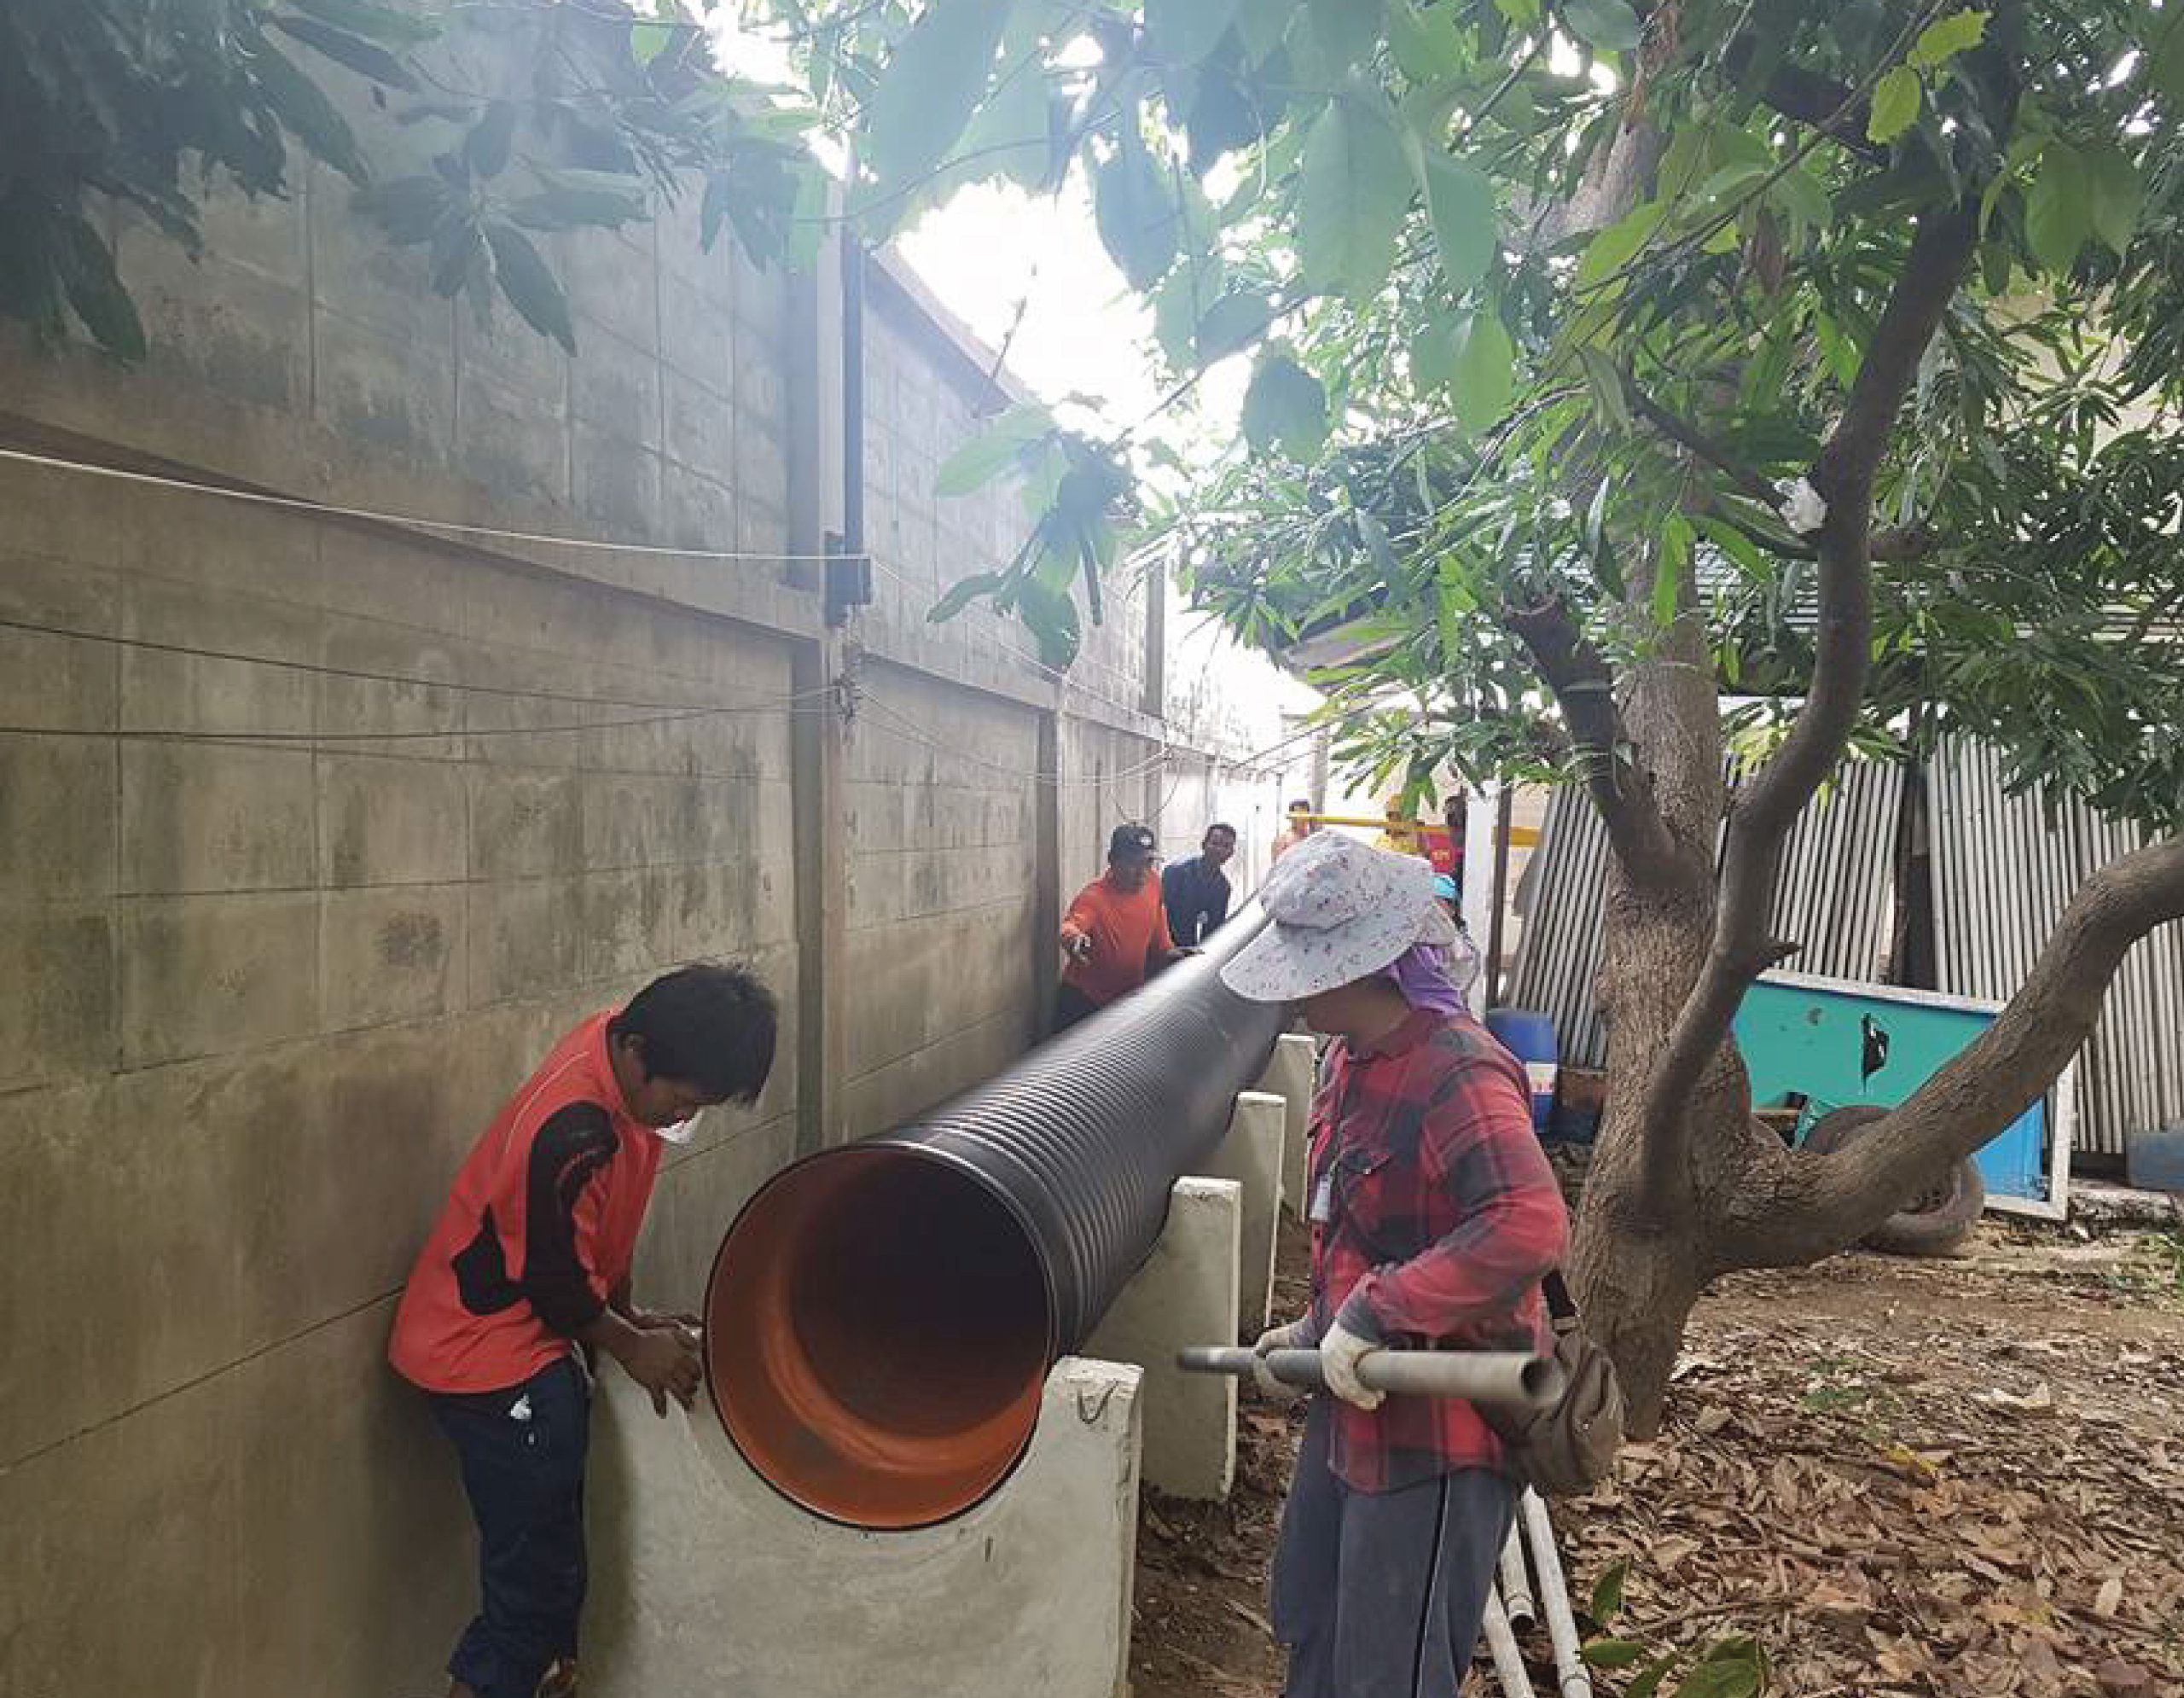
{"left": 1270, "top": 1398, "right": 1516, "bottom": 1698}
{"left": 430, "top": 1358, "right": 590, "bottom": 1698}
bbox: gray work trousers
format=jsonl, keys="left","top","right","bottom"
{"left": 1270, "top": 1398, "right": 1516, "bottom": 1698}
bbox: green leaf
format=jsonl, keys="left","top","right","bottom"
{"left": 1583, "top": 1638, "right": 1651, "bottom": 1669}
{"left": 463, "top": 102, "right": 517, "bottom": 180}
{"left": 1235, "top": 0, "right": 1294, "bottom": 61}
{"left": 1304, "top": 0, "right": 1385, "bottom": 73}
{"left": 1198, "top": 291, "right": 1275, "bottom": 360}
{"left": 944, "top": 45, "right": 1054, "bottom": 193}
{"left": 1867, "top": 65, "right": 1920, "bottom": 143}
{"left": 928, "top": 570, "right": 1007, "bottom": 621}
{"left": 1624, "top": 1652, "right": 1682, "bottom": 1698}
{"left": 2024, "top": 142, "right": 2092, "bottom": 276}
{"left": 1495, "top": 0, "right": 1542, "bottom": 23}
{"left": 431, "top": 214, "right": 485, "bottom": 298}
{"left": 935, "top": 404, "right": 1056, "bottom": 496}
{"left": 252, "top": 39, "right": 368, "bottom": 181}
{"left": 57, "top": 214, "right": 146, "bottom": 360}
{"left": 355, "top": 174, "right": 454, "bottom": 244}
{"left": 1768, "top": 165, "right": 1832, "bottom": 233}
{"left": 1670, "top": 1637, "right": 1766, "bottom": 1698}
{"left": 630, "top": 20, "right": 676, "bottom": 66}
{"left": 1576, "top": 200, "right": 1664, "bottom": 290}
{"left": 2155, "top": 13, "right": 2184, "bottom": 106}
{"left": 483, "top": 221, "right": 576, "bottom": 354}
{"left": 1906, "top": 9, "right": 1987, "bottom": 72}
{"left": 1241, "top": 351, "right": 1331, "bottom": 459}
{"left": 1385, "top": 1, "right": 1467, "bottom": 83}
{"left": 1015, "top": 575, "right": 1082, "bottom": 667}
{"left": 1656, "top": 516, "right": 1693, "bottom": 626}
{"left": 1451, "top": 311, "right": 1513, "bottom": 432}
{"left": 1095, "top": 120, "right": 1180, "bottom": 290}
{"left": 509, "top": 167, "right": 650, "bottom": 230}
{"left": 1577, "top": 346, "right": 1629, "bottom": 431}
{"left": 1297, "top": 93, "right": 1413, "bottom": 301}
{"left": 1416, "top": 151, "right": 1496, "bottom": 294}
{"left": 2082, "top": 140, "right": 2142, "bottom": 256}
{"left": 1146, "top": 0, "right": 1243, "bottom": 67}
{"left": 288, "top": 0, "right": 439, "bottom": 44}
{"left": 1560, "top": 0, "right": 1641, "bottom": 54}
{"left": 270, "top": 15, "right": 420, "bottom": 90}
{"left": 862, "top": 0, "right": 1014, "bottom": 196}
{"left": 1409, "top": 313, "right": 1459, "bottom": 393}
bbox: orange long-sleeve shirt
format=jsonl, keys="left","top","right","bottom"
{"left": 1060, "top": 872, "right": 1174, "bottom": 1008}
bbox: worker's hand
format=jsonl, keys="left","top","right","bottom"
{"left": 630, "top": 1305, "right": 702, "bottom": 1334}
{"left": 1064, "top": 933, "right": 1094, "bottom": 961}
{"left": 617, "top": 1325, "right": 703, "bottom": 1417}
{"left": 1165, "top": 947, "right": 1201, "bottom": 962}
{"left": 1250, "top": 1318, "right": 1310, "bottom": 1403}
{"left": 1318, "top": 1318, "right": 1385, "bottom": 1411}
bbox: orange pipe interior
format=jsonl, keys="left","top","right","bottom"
{"left": 704, "top": 1145, "right": 1055, "bottom": 1530}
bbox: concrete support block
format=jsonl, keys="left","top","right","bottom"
{"left": 586, "top": 1356, "right": 1142, "bottom": 1698}
{"left": 1202, "top": 1090, "right": 1287, "bottom": 1335}
{"left": 1083, "top": 1176, "right": 1240, "bottom": 1502}
{"left": 1258, "top": 1032, "right": 1321, "bottom": 1219}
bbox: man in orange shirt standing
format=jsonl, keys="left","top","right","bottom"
{"left": 1054, "top": 823, "right": 1191, "bottom": 1032}
{"left": 391, "top": 963, "right": 777, "bottom": 1698}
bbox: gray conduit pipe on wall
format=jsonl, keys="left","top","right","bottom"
{"left": 704, "top": 908, "right": 1287, "bottom": 1529}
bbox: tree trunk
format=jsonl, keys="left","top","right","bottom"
{"left": 1565, "top": 619, "right": 1741, "bottom": 1434}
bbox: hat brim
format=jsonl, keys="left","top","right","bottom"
{"left": 1220, "top": 901, "right": 1458, "bottom": 1003}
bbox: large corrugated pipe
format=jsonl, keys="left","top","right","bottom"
{"left": 704, "top": 908, "right": 1285, "bottom": 1531}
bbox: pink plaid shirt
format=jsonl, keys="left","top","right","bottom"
{"left": 1304, "top": 1009, "right": 1567, "bottom": 1492}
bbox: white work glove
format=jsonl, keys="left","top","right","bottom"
{"left": 1250, "top": 1317, "right": 1311, "bottom": 1402}
{"left": 1318, "top": 1317, "right": 1385, "bottom": 1411}
{"left": 1064, "top": 933, "right": 1093, "bottom": 961}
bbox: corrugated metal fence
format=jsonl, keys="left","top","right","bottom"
{"left": 1507, "top": 759, "right": 1903, "bottom": 1069}
{"left": 1507, "top": 742, "right": 2183, "bottom": 1155}
{"left": 1929, "top": 741, "right": 2184, "bottom": 1156}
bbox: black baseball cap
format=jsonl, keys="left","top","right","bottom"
{"left": 1108, "top": 823, "right": 1158, "bottom": 863}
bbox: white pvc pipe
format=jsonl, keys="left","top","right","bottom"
{"left": 1175, "top": 1346, "right": 1565, "bottom": 1408}
{"left": 1482, "top": 1585, "right": 1536, "bottom": 1697}
{"left": 1498, "top": 1520, "right": 1538, "bottom": 1630}
{"left": 1520, "top": 1488, "right": 1594, "bottom": 1698}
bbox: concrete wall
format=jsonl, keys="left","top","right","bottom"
{"left": 0, "top": 141, "right": 1191, "bottom": 1698}
{"left": 842, "top": 661, "right": 1042, "bottom": 1137}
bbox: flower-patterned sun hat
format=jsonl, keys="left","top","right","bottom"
{"left": 1221, "top": 829, "right": 1458, "bottom": 1003}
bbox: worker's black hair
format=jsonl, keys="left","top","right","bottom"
{"left": 1205, "top": 822, "right": 1237, "bottom": 839}
{"left": 1287, "top": 797, "right": 1313, "bottom": 812}
{"left": 610, "top": 962, "right": 778, "bottom": 1106}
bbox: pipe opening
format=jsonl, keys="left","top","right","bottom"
{"left": 704, "top": 1145, "right": 1054, "bottom": 1530}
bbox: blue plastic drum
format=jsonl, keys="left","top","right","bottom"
{"left": 1484, "top": 1008, "right": 1559, "bottom": 1132}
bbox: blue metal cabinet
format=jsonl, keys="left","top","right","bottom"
{"left": 1734, "top": 973, "right": 2058, "bottom": 1210}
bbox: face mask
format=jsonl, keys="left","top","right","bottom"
{"left": 653, "top": 1112, "right": 704, "bottom": 1146}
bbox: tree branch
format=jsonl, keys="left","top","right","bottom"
{"left": 1721, "top": 37, "right": 1885, "bottom": 165}
{"left": 1720, "top": 836, "right": 2184, "bottom": 1267}
{"left": 1832, "top": 837, "right": 2184, "bottom": 1201}
{"left": 1624, "top": 375, "right": 1783, "bottom": 510}
{"left": 1633, "top": 196, "right": 1988, "bottom": 1214}
{"left": 1502, "top": 593, "right": 1688, "bottom": 890}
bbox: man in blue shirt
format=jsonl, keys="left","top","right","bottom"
{"left": 1161, "top": 823, "right": 1236, "bottom": 946}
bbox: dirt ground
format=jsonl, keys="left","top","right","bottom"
{"left": 1130, "top": 1219, "right": 2184, "bottom": 1697}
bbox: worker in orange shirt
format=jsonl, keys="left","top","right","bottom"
{"left": 391, "top": 965, "right": 778, "bottom": 1698}
{"left": 1054, "top": 823, "right": 1193, "bottom": 1032}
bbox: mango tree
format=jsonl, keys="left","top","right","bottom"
{"left": 770, "top": 0, "right": 2184, "bottom": 1428}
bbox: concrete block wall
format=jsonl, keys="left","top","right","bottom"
{"left": 0, "top": 113, "right": 1219, "bottom": 1698}
{"left": 0, "top": 452, "right": 803, "bottom": 1698}
{"left": 842, "top": 661, "right": 1042, "bottom": 1136}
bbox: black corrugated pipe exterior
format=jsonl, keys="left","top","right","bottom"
{"left": 704, "top": 906, "right": 1284, "bottom": 1530}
